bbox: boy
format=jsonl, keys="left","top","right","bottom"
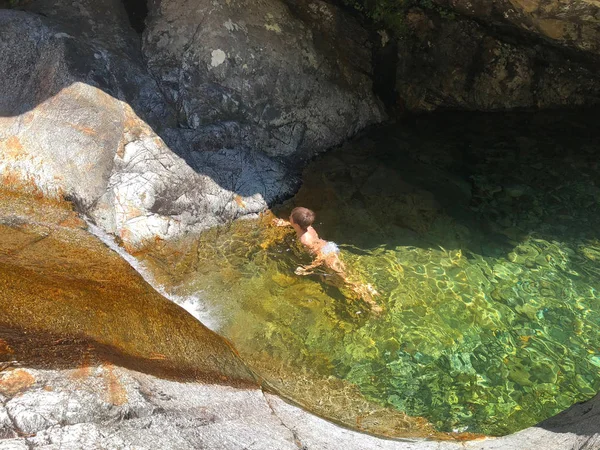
{"left": 274, "top": 207, "right": 382, "bottom": 313}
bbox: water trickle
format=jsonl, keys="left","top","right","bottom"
{"left": 85, "top": 221, "right": 221, "bottom": 331}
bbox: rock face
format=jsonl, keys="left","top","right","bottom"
{"left": 0, "top": 0, "right": 383, "bottom": 249}
{"left": 1, "top": 364, "right": 600, "bottom": 449}
{"left": 396, "top": 8, "right": 600, "bottom": 111}
{"left": 2, "top": 191, "right": 600, "bottom": 449}
{"left": 0, "top": 189, "right": 254, "bottom": 385}
{"left": 432, "top": 0, "right": 600, "bottom": 58}
{"left": 143, "top": 0, "right": 385, "bottom": 159}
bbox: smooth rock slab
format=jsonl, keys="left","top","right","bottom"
{"left": 1, "top": 365, "right": 600, "bottom": 449}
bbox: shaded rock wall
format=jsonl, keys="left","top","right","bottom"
{"left": 396, "top": 8, "right": 600, "bottom": 111}
{"left": 432, "top": 0, "right": 600, "bottom": 58}
{"left": 142, "top": 0, "right": 385, "bottom": 160}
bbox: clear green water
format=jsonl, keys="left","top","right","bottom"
{"left": 145, "top": 112, "right": 600, "bottom": 436}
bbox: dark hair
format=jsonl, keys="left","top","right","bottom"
{"left": 290, "top": 207, "right": 315, "bottom": 231}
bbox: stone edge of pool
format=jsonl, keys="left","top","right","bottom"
{"left": 0, "top": 364, "right": 598, "bottom": 449}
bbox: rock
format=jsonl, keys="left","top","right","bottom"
{"left": 0, "top": 0, "right": 384, "bottom": 249}
{"left": 0, "top": 440, "right": 29, "bottom": 450}
{"left": 0, "top": 8, "right": 295, "bottom": 249}
{"left": 0, "top": 7, "right": 188, "bottom": 249}
{"left": 142, "top": 0, "right": 385, "bottom": 159}
{"left": 1, "top": 364, "right": 600, "bottom": 449}
{"left": 431, "top": 0, "right": 600, "bottom": 58}
{"left": 396, "top": 8, "right": 600, "bottom": 111}
{"left": 19, "top": 0, "right": 141, "bottom": 55}
{"left": 0, "top": 189, "right": 255, "bottom": 385}
{"left": 504, "top": 185, "right": 527, "bottom": 198}
{"left": 0, "top": 402, "right": 17, "bottom": 440}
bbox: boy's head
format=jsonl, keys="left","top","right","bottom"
{"left": 290, "top": 207, "right": 315, "bottom": 231}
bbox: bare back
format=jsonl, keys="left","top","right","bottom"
{"left": 298, "top": 226, "right": 327, "bottom": 255}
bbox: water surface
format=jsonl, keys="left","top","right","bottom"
{"left": 141, "top": 112, "right": 600, "bottom": 436}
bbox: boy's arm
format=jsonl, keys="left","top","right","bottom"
{"left": 272, "top": 218, "right": 291, "bottom": 227}
{"left": 295, "top": 256, "right": 325, "bottom": 275}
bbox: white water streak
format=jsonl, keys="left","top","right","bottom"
{"left": 85, "top": 221, "right": 222, "bottom": 331}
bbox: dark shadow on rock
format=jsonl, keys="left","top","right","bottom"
{"left": 0, "top": 325, "right": 257, "bottom": 388}
{"left": 533, "top": 393, "right": 600, "bottom": 445}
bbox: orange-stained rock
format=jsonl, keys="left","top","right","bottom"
{"left": 0, "top": 189, "right": 255, "bottom": 387}
{"left": 0, "top": 369, "right": 36, "bottom": 396}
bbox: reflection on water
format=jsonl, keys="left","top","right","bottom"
{"left": 141, "top": 112, "right": 600, "bottom": 436}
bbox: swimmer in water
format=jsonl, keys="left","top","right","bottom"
{"left": 274, "top": 207, "right": 382, "bottom": 313}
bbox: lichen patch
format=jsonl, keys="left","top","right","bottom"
{"left": 210, "top": 49, "right": 227, "bottom": 67}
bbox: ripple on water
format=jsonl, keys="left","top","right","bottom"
{"left": 140, "top": 112, "right": 600, "bottom": 437}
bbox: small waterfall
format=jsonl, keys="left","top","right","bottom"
{"left": 85, "top": 220, "right": 222, "bottom": 331}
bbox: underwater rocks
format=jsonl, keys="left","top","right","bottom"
{"left": 396, "top": 8, "right": 600, "bottom": 111}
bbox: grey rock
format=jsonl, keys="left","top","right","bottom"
{"left": 0, "top": 1, "right": 382, "bottom": 250}
{"left": 431, "top": 0, "right": 600, "bottom": 58}
{"left": 0, "top": 8, "right": 168, "bottom": 205}
{"left": 0, "top": 403, "right": 16, "bottom": 440}
{"left": 0, "top": 8, "right": 294, "bottom": 249}
{"left": 20, "top": 0, "right": 140, "bottom": 56}
{"left": 3, "top": 365, "right": 600, "bottom": 449}
{"left": 0, "top": 440, "right": 29, "bottom": 450}
{"left": 143, "top": 0, "right": 385, "bottom": 160}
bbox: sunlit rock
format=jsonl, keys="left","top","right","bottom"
{"left": 0, "top": 8, "right": 292, "bottom": 250}
{"left": 0, "top": 190, "right": 254, "bottom": 385}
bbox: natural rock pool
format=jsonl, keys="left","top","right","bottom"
{"left": 139, "top": 111, "right": 600, "bottom": 437}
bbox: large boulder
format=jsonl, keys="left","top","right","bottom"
{"left": 142, "top": 0, "right": 385, "bottom": 160}
{"left": 0, "top": 9, "right": 194, "bottom": 249}
{"left": 396, "top": 8, "right": 600, "bottom": 111}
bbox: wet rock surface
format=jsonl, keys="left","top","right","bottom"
{"left": 0, "top": 190, "right": 254, "bottom": 385}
